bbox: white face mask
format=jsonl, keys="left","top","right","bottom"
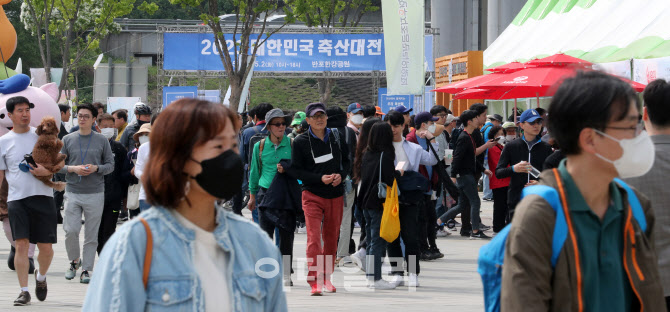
{"left": 139, "top": 135, "right": 150, "bottom": 145}
{"left": 593, "top": 130, "right": 655, "bottom": 178}
{"left": 350, "top": 114, "right": 364, "bottom": 125}
{"left": 505, "top": 134, "right": 516, "bottom": 142}
{"left": 427, "top": 124, "right": 436, "bottom": 134}
{"left": 496, "top": 136, "right": 506, "bottom": 144}
{"left": 101, "top": 128, "right": 116, "bottom": 140}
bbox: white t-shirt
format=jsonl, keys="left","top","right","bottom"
{"left": 134, "top": 143, "right": 150, "bottom": 201}
{"left": 393, "top": 141, "right": 409, "bottom": 167}
{"left": 172, "top": 211, "right": 230, "bottom": 312}
{"left": 0, "top": 128, "right": 53, "bottom": 202}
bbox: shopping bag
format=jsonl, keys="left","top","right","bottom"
{"left": 127, "top": 184, "right": 141, "bottom": 210}
{"left": 380, "top": 179, "right": 401, "bottom": 243}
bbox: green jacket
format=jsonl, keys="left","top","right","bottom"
{"left": 248, "top": 136, "right": 292, "bottom": 195}
{"left": 501, "top": 168, "right": 665, "bottom": 312}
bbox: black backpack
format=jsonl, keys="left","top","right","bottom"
{"left": 246, "top": 127, "right": 268, "bottom": 165}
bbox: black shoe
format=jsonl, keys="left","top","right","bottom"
{"left": 470, "top": 231, "right": 492, "bottom": 240}
{"left": 35, "top": 271, "right": 47, "bottom": 301}
{"left": 28, "top": 258, "right": 35, "bottom": 274}
{"left": 13, "top": 291, "right": 31, "bottom": 306}
{"left": 430, "top": 247, "right": 444, "bottom": 259}
{"left": 8, "top": 246, "right": 15, "bottom": 271}
{"left": 460, "top": 230, "right": 472, "bottom": 237}
{"left": 420, "top": 250, "right": 433, "bottom": 261}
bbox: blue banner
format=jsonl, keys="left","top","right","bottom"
{"left": 164, "top": 33, "right": 387, "bottom": 72}
{"left": 378, "top": 88, "right": 413, "bottom": 114}
{"left": 162, "top": 86, "right": 198, "bottom": 108}
{"left": 198, "top": 90, "right": 221, "bottom": 103}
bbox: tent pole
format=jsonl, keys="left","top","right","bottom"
{"left": 537, "top": 92, "right": 540, "bottom": 108}
{"left": 514, "top": 98, "right": 518, "bottom": 124}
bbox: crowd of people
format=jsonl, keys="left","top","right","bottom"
{"left": 0, "top": 70, "right": 668, "bottom": 310}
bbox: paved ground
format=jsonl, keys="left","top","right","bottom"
{"left": 0, "top": 198, "right": 493, "bottom": 311}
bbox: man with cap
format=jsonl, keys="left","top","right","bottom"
{"left": 495, "top": 109, "right": 553, "bottom": 219}
{"left": 375, "top": 106, "right": 386, "bottom": 118}
{"left": 291, "top": 103, "right": 350, "bottom": 296}
{"left": 291, "top": 111, "right": 306, "bottom": 129}
{"left": 248, "top": 108, "right": 299, "bottom": 287}
{"left": 346, "top": 103, "right": 364, "bottom": 137}
{"left": 502, "top": 121, "right": 518, "bottom": 142}
{"left": 119, "top": 102, "right": 152, "bottom": 151}
{"left": 406, "top": 111, "right": 445, "bottom": 260}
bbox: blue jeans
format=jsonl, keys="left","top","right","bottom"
{"left": 483, "top": 161, "right": 493, "bottom": 199}
{"left": 363, "top": 208, "right": 386, "bottom": 281}
{"left": 438, "top": 174, "right": 482, "bottom": 232}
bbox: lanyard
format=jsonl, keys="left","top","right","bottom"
{"left": 465, "top": 131, "right": 477, "bottom": 160}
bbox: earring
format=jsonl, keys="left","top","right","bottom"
{"left": 184, "top": 180, "right": 191, "bottom": 195}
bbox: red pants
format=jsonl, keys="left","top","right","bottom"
{"left": 302, "top": 190, "right": 343, "bottom": 285}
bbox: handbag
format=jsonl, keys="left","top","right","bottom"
{"left": 376, "top": 152, "right": 388, "bottom": 199}
{"left": 127, "top": 184, "right": 141, "bottom": 210}
{"left": 380, "top": 179, "right": 400, "bottom": 243}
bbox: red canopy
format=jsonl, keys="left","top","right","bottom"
{"left": 486, "top": 61, "right": 528, "bottom": 73}
{"left": 431, "top": 72, "right": 507, "bottom": 94}
{"left": 525, "top": 53, "right": 593, "bottom": 68}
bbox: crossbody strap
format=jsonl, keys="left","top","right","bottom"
{"left": 379, "top": 151, "right": 383, "bottom": 185}
{"left": 138, "top": 217, "right": 153, "bottom": 289}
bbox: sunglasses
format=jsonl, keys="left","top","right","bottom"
{"left": 270, "top": 122, "right": 287, "bottom": 127}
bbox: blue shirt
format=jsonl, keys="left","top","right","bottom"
{"left": 309, "top": 127, "right": 331, "bottom": 142}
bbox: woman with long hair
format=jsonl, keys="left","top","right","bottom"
{"left": 358, "top": 122, "right": 398, "bottom": 289}
{"left": 83, "top": 99, "right": 287, "bottom": 311}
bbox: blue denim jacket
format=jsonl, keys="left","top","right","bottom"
{"left": 83, "top": 205, "right": 287, "bottom": 311}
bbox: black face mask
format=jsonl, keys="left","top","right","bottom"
{"left": 189, "top": 150, "right": 243, "bottom": 201}
{"left": 137, "top": 119, "right": 148, "bottom": 126}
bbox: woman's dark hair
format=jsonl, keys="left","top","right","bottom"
{"left": 151, "top": 112, "right": 160, "bottom": 125}
{"left": 488, "top": 125, "right": 504, "bottom": 140}
{"left": 386, "top": 110, "right": 405, "bottom": 127}
{"left": 547, "top": 70, "right": 638, "bottom": 155}
{"left": 144, "top": 99, "right": 240, "bottom": 208}
{"left": 353, "top": 117, "right": 382, "bottom": 183}
{"left": 367, "top": 122, "right": 394, "bottom": 154}
{"left": 362, "top": 105, "right": 376, "bottom": 118}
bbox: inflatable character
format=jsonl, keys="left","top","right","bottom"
{"left": 0, "top": 0, "right": 18, "bottom": 79}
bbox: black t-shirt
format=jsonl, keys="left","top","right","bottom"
{"left": 471, "top": 128, "right": 485, "bottom": 175}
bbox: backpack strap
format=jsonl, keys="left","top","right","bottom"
{"left": 258, "top": 138, "right": 267, "bottom": 170}
{"left": 138, "top": 217, "right": 153, "bottom": 289}
{"left": 521, "top": 185, "right": 567, "bottom": 267}
{"left": 613, "top": 178, "right": 647, "bottom": 232}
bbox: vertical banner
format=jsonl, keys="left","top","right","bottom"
{"left": 382, "top": 0, "right": 425, "bottom": 95}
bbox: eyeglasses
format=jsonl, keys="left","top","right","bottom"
{"left": 77, "top": 114, "right": 92, "bottom": 120}
{"left": 310, "top": 114, "right": 327, "bottom": 120}
{"left": 606, "top": 121, "right": 645, "bottom": 136}
{"left": 270, "top": 122, "right": 287, "bottom": 127}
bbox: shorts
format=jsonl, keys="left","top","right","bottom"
{"left": 8, "top": 196, "right": 57, "bottom": 244}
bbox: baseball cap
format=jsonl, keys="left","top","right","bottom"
{"left": 347, "top": 103, "right": 363, "bottom": 114}
{"left": 395, "top": 105, "right": 413, "bottom": 114}
{"left": 502, "top": 121, "right": 516, "bottom": 129}
{"left": 519, "top": 109, "right": 542, "bottom": 123}
{"left": 445, "top": 114, "right": 457, "bottom": 124}
{"left": 305, "top": 102, "right": 326, "bottom": 117}
{"left": 291, "top": 111, "right": 306, "bottom": 126}
{"left": 414, "top": 111, "right": 439, "bottom": 126}
{"left": 375, "top": 106, "right": 385, "bottom": 116}
{"left": 262, "top": 108, "right": 289, "bottom": 130}
{"left": 489, "top": 114, "right": 503, "bottom": 122}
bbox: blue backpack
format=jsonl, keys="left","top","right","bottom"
{"left": 477, "top": 177, "right": 647, "bottom": 312}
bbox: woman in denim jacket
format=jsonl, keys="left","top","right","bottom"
{"left": 83, "top": 99, "right": 287, "bottom": 312}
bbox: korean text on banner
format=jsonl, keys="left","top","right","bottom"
{"left": 382, "top": 0, "right": 425, "bottom": 95}
{"left": 162, "top": 86, "right": 197, "bottom": 108}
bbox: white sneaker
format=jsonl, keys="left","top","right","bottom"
{"left": 368, "top": 279, "right": 397, "bottom": 290}
{"left": 297, "top": 226, "right": 306, "bottom": 234}
{"left": 381, "top": 262, "right": 392, "bottom": 274}
{"left": 351, "top": 249, "right": 366, "bottom": 271}
{"left": 436, "top": 229, "right": 451, "bottom": 237}
{"left": 390, "top": 274, "right": 404, "bottom": 287}
{"left": 408, "top": 273, "right": 420, "bottom": 287}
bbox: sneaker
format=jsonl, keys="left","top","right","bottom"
{"left": 389, "top": 274, "right": 405, "bottom": 287}
{"left": 351, "top": 248, "right": 366, "bottom": 271}
{"left": 452, "top": 219, "right": 462, "bottom": 227}
{"left": 420, "top": 250, "right": 433, "bottom": 261}
{"left": 430, "top": 247, "right": 445, "bottom": 259}
{"left": 297, "top": 225, "right": 307, "bottom": 234}
{"left": 354, "top": 222, "right": 360, "bottom": 228}
{"left": 436, "top": 229, "right": 451, "bottom": 237}
{"left": 65, "top": 260, "right": 80, "bottom": 280}
{"left": 408, "top": 273, "right": 420, "bottom": 287}
{"left": 460, "top": 230, "right": 472, "bottom": 237}
{"left": 7, "top": 246, "right": 15, "bottom": 270}
{"left": 482, "top": 197, "right": 493, "bottom": 201}
{"left": 283, "top": 278, "right": 293, "bottom": 287}
{"left": 80, "top": 270, "right": 91, "bottom": 284}
{"left": 310, "top": 283, "right": 322, "bottom": 296}
{"left": 368, "top": 279, "right": 397, "bottom": 290}
{"left": 324, "top": 280, "right": 336, "bottom": 293}
{"left": 13, "top": 291, "right": 31, "bottom": 306}
{"left": 34, "top": 271, "right": 47, "bottom": 301}
{"left": 480, "top": 224, "right": 492, "bottom": 231}
{"left": 470, "top": 231, "right": 492, "bottom": 240}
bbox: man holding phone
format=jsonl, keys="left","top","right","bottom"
{"left": 495, "top": 109, "right": 553, "bottom": 219}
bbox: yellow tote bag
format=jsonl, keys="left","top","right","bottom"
{"left": 380, "top": 179, "right": 401, "bottom": 243}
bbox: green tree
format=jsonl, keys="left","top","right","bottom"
{"left": 20, "top": 0, "right": 135, "bottom": 100}
{"left": 290, "top": 0, "right": 379, "bottom": 104}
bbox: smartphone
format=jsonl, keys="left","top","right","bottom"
{"left": 23, "top": 154, "right": 37, "bottom": 167}
{"left": 529, "top": 166, "right": 541, "bottom": 178}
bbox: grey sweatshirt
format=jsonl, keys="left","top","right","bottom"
{"left": 58, "top": 131, "right": 115, "bottom": 194}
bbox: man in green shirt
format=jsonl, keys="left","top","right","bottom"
{"left": 247, "top": 108, "right": 296, "bottom": 287}
{"left": 501, "top": 71, "right": 665, "bottom": 311}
